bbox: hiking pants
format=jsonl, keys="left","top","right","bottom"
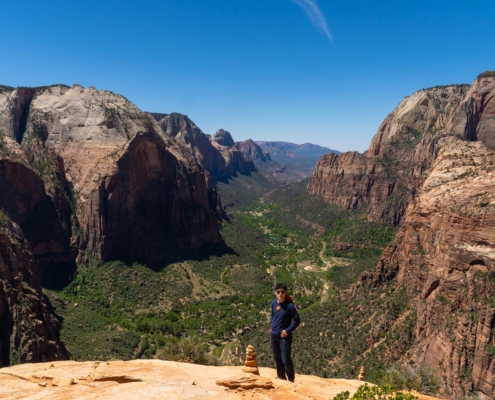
{"left": 270, "top": 333, "right": 295, "bottom": 382}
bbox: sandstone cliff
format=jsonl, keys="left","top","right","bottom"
{"left": 210, "top": 129, "right": 256, "bottom": 177}
{"left": 448, "top": 73, "right": 495, "bottom": 148}
{"left": 1, "top": 84, "right": 227, "bottom": 269}
{"left": 157, "top": 113, "right": 228, "bottom": 182}
{"left": 342, "top": 73, "right": 495, "bottom": 398}
{"left": 0, "top": 216, "right": 66, "bottom": 367}
{"left": 365, "top": 136, "right": 495, "bottom": 398}
{"left": 0, "top": 135, "right": 75, "bottom": 288}
{"left": 308, "top": 84, "right": 470, "bottom": 224}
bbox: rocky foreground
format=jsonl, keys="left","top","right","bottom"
{"left": 0, "top": 360, "right": 438, "bottom": 400}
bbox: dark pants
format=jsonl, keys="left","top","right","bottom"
{"left": 271, "top": 334, "right": 295, "bottom": 382}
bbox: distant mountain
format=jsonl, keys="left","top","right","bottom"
{"left": 255, "top": 141, "right": 340, "bottom": 179}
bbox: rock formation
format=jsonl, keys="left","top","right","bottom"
{"left": 242, "top": 344, "right": 260, "bottom": 375}
{"left": 0, "top": 84, "right": 223, "bottom": 268}
{"left": 308, "top": 84, "right": 470, "bottom": 224}
{"left": 358, "top": 366, "right": 365, "bottom": 381}
{"left": 235, "top": 139, "right": 270, "bottom": 163}
{"left": 157, "top": 113, "right": 228, "bottom": 181}
{"left": 0, "top": 84, "right": 230, "bottom": 365}
{"left": 0, "top": 135, "right": 75, "bottom": 288}
{"left": 448, "top": 72, "right": 495, "bottom": 148}
{"left": 368, "top": 136, "right": 495, "bottom": 398}
{"left": 346, "top": 73, "right": 495, "bottom": 398}
{"left": 0, "top": 216, "right": 66, "bottom": 367}
{"left": 0, "top": 360, "right": 372, "bottom": 399}
{"left": 210, "top": 130, "right": 256, "bottom": 177}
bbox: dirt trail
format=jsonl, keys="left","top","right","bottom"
{"left": 318, "top": 241, "right": 332, "bottom": 269}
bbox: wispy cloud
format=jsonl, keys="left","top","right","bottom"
{"left": 292, "top": 0, "right": 333, "bottom": 43}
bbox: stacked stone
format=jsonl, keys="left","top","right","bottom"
{"left": 358, "top": 366, "right": 365, "bottom": 381}
{"left": 242, "top": 345, "right": 260, "bottom": 375}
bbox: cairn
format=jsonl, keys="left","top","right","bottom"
{"left": 242, "top": 345, "right": 260, "bottom": 375}
{"left": 358, "top": 365, "right": 365, "bottom": 381}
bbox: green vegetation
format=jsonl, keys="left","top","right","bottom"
{"left": 477, "top": 71, "right": 495, "bottom": 78}
{"left": 159, "top": 336, "right": 219, "bottom": 365}
{"left": 376, "top": 363, "right": 441, "bottom": 396}
{"left": 47, "top": 178, "right": 402, "bottom": 380}
{"left": 332, "top": 384, "right": 418, "bottom": 400}
{"left": 0, "top": 85, "right": 14, "bottom": 93}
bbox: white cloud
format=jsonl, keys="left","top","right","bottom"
{"left": 292, "top": 0, "right": 333, "bottom": 43}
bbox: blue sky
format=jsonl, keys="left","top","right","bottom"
{"left": 1, "top": 1, "right": 494, "bottom": 152}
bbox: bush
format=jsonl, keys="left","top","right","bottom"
{"left": 376, "top": 363, "right": 440, "bottom": 396}
{"left": 332, "top": 383, "right": 418, "bottom": 400}
{"left": 159, "top": 337, "right": 219, "bottom": 365}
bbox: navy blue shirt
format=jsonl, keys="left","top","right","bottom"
{"left": 270, "top": 299, "right": 300, "bottom": 336}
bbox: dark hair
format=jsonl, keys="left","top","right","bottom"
{"left": 274, "top": 283, "right": 287, "bottom": 292}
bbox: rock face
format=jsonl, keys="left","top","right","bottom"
{"left": 236, "top": 139, "right": 270, "bottom": 162}
{"left": 370, "top": 137, "right": 495, "bottom": 398}
{"left": 0, "top": 135, "right": 75, "bottom": 288}
{"left": 157, "top": 113, "right": 228, "bottom": 181}
{"left": 449, "top": 73, "right": 495, "bottom": 149}
{"left": 306, "top": 73, "right": 495, "bottom": 397}
{"left": 308, "top": 84, "right": 470, "bottom": 224}
{"left": 210, "top": 130, "right": 256, "bottom": 177}
{"left": 0, "top": 217, "right": 66, "bottom": 367}
{"left": 157, "top": 115, "right": 256, "bottom": 180}
{"left": 0, "top": 85, "right": 223, "bottom": 267}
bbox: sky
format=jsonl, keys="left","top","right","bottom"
{"left": 1, "top": 0, "right": 494, "bottom": 152}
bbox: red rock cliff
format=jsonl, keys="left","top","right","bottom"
{"left": 308, "top": 84, "right": 470, "bottom": 224}
{"left": 0, "top": 84, "right": 223, "bottom": 267}
{"left": 0, "top": 217, "right": 67, "bottom": 366}
{"left": 370, "top": 136, "right": 495, "bottom": 398}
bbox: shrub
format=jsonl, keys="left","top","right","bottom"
{"left": 159, "top": 336, "right": 219, "bottom": 365}
{"left": 376, "top": 363, "right": 441, "bottom": 396}
{"left": 332, "top": 383, "right": 418, "bottom": 400}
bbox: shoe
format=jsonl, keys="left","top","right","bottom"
{"left": 275, "top": 376, "right": 286, "bottom": 380}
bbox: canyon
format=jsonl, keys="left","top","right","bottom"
{"left": 0, "top": 84, "right": 270, "bottom": 367}
{"left": 1, "top": 71, "right": 495, "bottom": 399}
{"left": 307, "top": 72, "right": 495, "bottom": 397}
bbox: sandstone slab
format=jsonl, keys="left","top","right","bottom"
{"left": 0, "top": 360, "right": 366, "bottom": 400}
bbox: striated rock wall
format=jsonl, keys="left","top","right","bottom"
{"left": 449, "top": 74, "right": 495, "bottom": 148}
{"left": 370, "top": 137, "right": 495, "bottom": 398}
{"left": 0, "top": 217, "right": 66, "bottom": 367}
{"left": 314, "top": 73, "right": 495, "bottom": 397}
{"left": 308, "top": 84, "right": 470, "bottom": 224}
{"left": 157, "top": 113, "right": 227, "bottom": 181}
{"left": 19, "top": 85, "right": 222, "bottom": 264}
{"left": 0, "top": 136, "right": 76, "bottom": 288}
{"left": 78, "top": 130, "right": 221, "bottom": 264}
{"left": 210, "top": 130, "right": 256, "bottom": 177}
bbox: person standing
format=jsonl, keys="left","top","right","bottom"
{"left": 270, "top": 283, "right": 300, "bottom": 382}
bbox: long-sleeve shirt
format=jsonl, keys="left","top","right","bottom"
{"left": 270, "top": 299, "right": 300, "bottom": 336}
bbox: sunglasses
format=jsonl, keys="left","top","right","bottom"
{"left": 275, "top": 290, "right": 286, "bottom": 294}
